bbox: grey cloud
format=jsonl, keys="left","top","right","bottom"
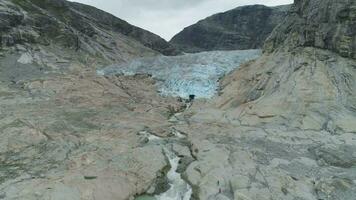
{"left": 72, "top": 0, "right": 293, "bottom": 40}
{"left": 118, "top": 0, "right": 208, "bottom": 10}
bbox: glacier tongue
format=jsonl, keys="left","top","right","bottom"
{"left": 98, "top": 50, "right": 261, "bottom": 98}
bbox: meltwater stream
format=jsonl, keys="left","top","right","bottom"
{"left": 136, "top": 131, "right": 192, "bottom": 200}
{"left": 155, "top": 149, "right": 192, "bottom": 200}
{"left": 98, "top": 50, "right": 261, "bottom": 99}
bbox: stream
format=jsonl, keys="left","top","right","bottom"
{"left": 135, "top": 126, "right": 192, "bottom": 200}
{"left": 155, "top": 148, "right": 192, "bottom": 200}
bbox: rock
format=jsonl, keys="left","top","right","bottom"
{"left": 0, "top": 0, "right": 178, "bottom": 71}
{"left": 170, "top": 4, "right": 290, "bottom": 53}
{"left": 174, "top": 0, "right": 356, "bottom": 199}
{"left": 234, "top": 191, "right": 252, "bottom": 200}
{"left": 49, "top": 185, "right": 81, "bottom": 200}
{"left": 315, "top": 178, "right": 356, "bottom": 200}
{"left": 264, "top": 0, "right": 356, "bottom": 59}
{"left": 214, "top": 194, "right": 231, "bottom": 200}
{"left": 310, "top": 145, "right": 356, "bottom": 168}
{"left": 0, "top": 74, "right": 179, "bottom": 200}
{"left": 17, "top": 52, "right": 33, "bottom": 64}
{"left": 172, "top": 144, "right": 191, "bottom": 157}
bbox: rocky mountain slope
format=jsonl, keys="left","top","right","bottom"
{"left": 0, "top": 0, "right": 178, "bottom": 69}
{"left": 177, "top": 0, "right": 356, "bottom": 199}
{"left": 264, "top": 0, "right": 356, "bottom": 59}
{"left": 0, "top": 1, "right": 183, "bottom": 199}
{"left": 170, "top": 4, "right": 291, "bottom": 53}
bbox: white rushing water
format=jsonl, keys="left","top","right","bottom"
{"left": 98, "top": 50, "right": 261, "bottom": 99}
{"left": 155, "top": 149, "right": 192, "bottom": 200}
{"left": 136, "top": 131, "right": 192, "bottom": 200}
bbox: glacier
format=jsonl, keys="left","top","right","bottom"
{"left": 97, "top": 50, "right": 261, "bottom": 99}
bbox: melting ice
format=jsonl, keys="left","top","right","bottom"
{"left": 98, "top": 50, "right": 261, "bottom": 98}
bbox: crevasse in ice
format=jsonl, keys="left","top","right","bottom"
{"left": 97, "top": 50, "right": 261, "bottom": 98}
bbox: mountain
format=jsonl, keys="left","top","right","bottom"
{"left": 170, "top": 4, "right": 291, "bottom": 53}
{"left": 0, "top": 0, "right": 178, "bottom": 68}
{"left": 181, "top": 0, "right": 356, "bottom": 199}
{"left": 264, "top": 0, "right": 356, "bottom": 59}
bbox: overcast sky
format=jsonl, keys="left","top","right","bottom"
{"left": 71, "top": 0, "right": 293, "bottom": 41}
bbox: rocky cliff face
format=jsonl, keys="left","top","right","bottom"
{"left": 170, "top": 4, "right": 291, "bottom": 53}
{"left": 264, "top": 0, "right": 356, "bottom": 59}
{"left": 0, "top": 0, "right": 178, "bottom": 68}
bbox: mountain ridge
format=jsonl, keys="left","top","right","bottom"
{"left": 0, "top": 0, "right": 179, "bottom": 70}
{"left": 170, "top": 4, "right": 291, "bottom": 53}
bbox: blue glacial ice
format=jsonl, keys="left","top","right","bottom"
{"left": 97, "top": 50, "right": 261, "bottom": 99}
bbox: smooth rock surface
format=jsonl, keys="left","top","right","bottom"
{"left": 0, "top": 73, "right": 184, "bottom": 200}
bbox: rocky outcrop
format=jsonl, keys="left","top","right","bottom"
{"left": 174, "top": 0, "right": 356, "bottom": 199}
{"left": 264, "top": 0, "right": 356, "bottom": 59}
{"left": 0, "top": 72, "right": 186, "bottom": 200}
{"left": 0, "top": 0, "right": 178, "bottom": 68}
{"left": 170, "top": 4, "right": 291, "bottom": 53}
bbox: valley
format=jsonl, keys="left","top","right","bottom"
{"left": 0, "top": 0, "right": 355, "bottom": 200}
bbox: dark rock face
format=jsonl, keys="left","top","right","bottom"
{"left": 170, "top": 4, "right": 291, "bottom": 53}
{"left": 0, "top": 0, "right": 178, "bottom": 58}
{"left": 264, "top": 0, "right": 356, "bottom": 59}
{"left": 67, "top": 1, "right": 179, "bottom": 56}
